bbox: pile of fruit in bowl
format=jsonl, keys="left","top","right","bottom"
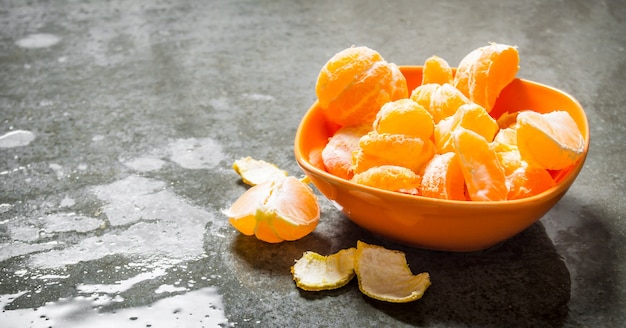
{"left": 294, "top": 43, "right": 589, "bottom": 252}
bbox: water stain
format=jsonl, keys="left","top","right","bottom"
{"left": 167, "top": 137, "right": 225, "bottom": 170}
{"left": 0, "top": 287, "right": 229, "bottom": 328}
{"left": 15, "top": 33, "right": 61, "bottom": 48}
{"left": 0, "top": 130, "right": 36, "bottom": 148}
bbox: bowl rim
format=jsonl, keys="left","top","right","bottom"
{"left": 294, "top": 66, "right": 590, "bottom": 208}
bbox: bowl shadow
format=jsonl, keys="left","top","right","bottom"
{"left": 364, "top": 221, "right": 571, "bottom": 327}
{"left": 229, "top": 209, "right": 570, "bottom": 327}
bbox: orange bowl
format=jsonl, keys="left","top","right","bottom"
{"left": 294, "top": 66, "right": 590, "bottom": 252}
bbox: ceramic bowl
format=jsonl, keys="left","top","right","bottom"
{"left": 294, "top": 66, "right": 589, "bottom": 252}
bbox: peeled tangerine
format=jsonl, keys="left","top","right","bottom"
{"left": 224, "top": 175, "right": 320, "bottom": 243}
{"left": 434, "top": 102, "right": 499, "bottom": 154}
{"left": 420, "top": 152, "right": 465, "bottom": 200}
{"left": 321, "top": 124, "right": 371, "bottom": 180}
{"left": 411, "top": 83, "right": 471, "bottom": 123}
{"left": 373, "top": 98, "right": 434, "bottom": 140}
{"left": 291, "top": 241, "right": 431, "bottom": 303}
{"left": 351, "top": 165, "right": 422, "bottom": 195}
{"left": 422, "top": 55, "right": 453, "bottom": 85}
{"left": 453, "top": 43, "right": 520, "bottom": 112}
{"left": 315, "top": 46, "right": 408, "bottom": 127}
{"left": 516, "top": 110, "right": 585, "bottom": 170}
{"left": 497, "top": 149, "right": 555, "bottom": 200}
{"left": 453, "top": 128, "right": 508, "bottom": 201}
{"left": 353, "top": 132, "right": 435, "bottom": 175}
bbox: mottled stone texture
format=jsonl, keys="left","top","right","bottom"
{"left": 1, "top": 0, "right": 625, "bottom": 327}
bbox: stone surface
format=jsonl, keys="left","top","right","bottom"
{"left": 1, "top": 0, "right": 625, "bottom": 327}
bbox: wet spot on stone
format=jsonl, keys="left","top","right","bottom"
{"left": 0, "top": 130, "right": 36, "bottom": 148}
{"left": 167, "top": 137, "right": 225, "bottom": 170}
{"left": 15, "top": 33, "right": 60, "bottom": 48}
{"left": 122, "top": 156, "right": 166, "bottom": 172}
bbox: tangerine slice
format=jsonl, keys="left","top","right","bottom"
{"left": 224, "top": 176, "right": 320, "bottom": 243}
{"left": 497, "top": 149, "right": 556, "bottom": 199}
{"left": 453, "top": 43, "right": 520, "bottom": 112}
{"left": 373, "top": 99, "right": 434, "bottom": 140}
{"left": 233, "top": 157, "right": 288, "bottom": 186}
{"left": 291, "top": 248, "right": 356, "bottom": 291}
{"left": 351, "top": 165, "right": 422, "bottom": 195}
{"left": 516, "top": 110, "right": 585, "bottom": 170}
{"left": 420, "top": 152, "right": 466, "bottom": 200}
{"left": 321, "top": 124, "right": 370, "bottom": 180}
{"left": 491, "top": 126, "right": 518, "bottom": 152}
{"left": 315, "top": 46, "right": 407, "bottom": 126}
{"left": 353, "top": 132, "right": 435, "bottom": 174}
{"left": 434, "top": 102, "right": 499, "bottom": 154}
{"left": 452, "top": 128, "right": 507, "bottom": 201}
{"left": 422, "top": 55, "right": 453, "bottom": 85}
{"left": 428, "top": 83, "right": 472, "bottom": 123}
{"left": 410, "top": 83, "right": 439, "bottom": 112}
{"left": 354, "top": 241, "right": 431, "bottom": 303}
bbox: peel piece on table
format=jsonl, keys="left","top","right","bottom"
{"left": 354, "top": 241, "right": 431, "bottom": 303}
{"left": 291, "top": 248, "right": 356, "bottom": 291}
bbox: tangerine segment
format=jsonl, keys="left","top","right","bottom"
{"left": 420, "top": 152, "right": 466, "bottom": 200}
{"left": 422, "top": 55, "right": 453, "bottom": 85}
{"left": 434, "top": 102, "right": 499, "bottom": 154}
{"left": 316, "top": 46, "right": 382, "bottom": 107}
{"left": 453, "top": 43, "right": 520, "bottom": 112}
{"left": 410, "top": 83, "right": 439, "bottom": 112}
{"left": 516, "top": 110, "right": 585, "bottom": 170}
{"left": 429, "top": 83, "right": 472, "bottom": 123}
{"left": 351, "top": 165, "right": 422, "bottom": 195}
{"left": 390, "top": 62, "right": 410, "bottom": 100}
{"left": 354, "top": 241, "right": 431, "bottom": 303}
{"left": 373, "top": 99, "right": 434, "bottom": 140}
{"left": 353, "top": 132, "right": 435, "bottom": 174}
{"left": 452, "top": 128, "right": 507, "bottom": 201}
{"left": 233, "top": 157, "right": 288, "bottom": 186}
{"left": 497, "top": 149, "right": 555, "bottom": 200}
{"left": 321, "top": 124, "right": 370, "bottom": 180}
{"left": 224, "top": 176, "right": 320, "bottom": 243}
{"left": 291, "top": 248, "right": 356, "bottom": 291}
{"left": 315, "top": 46, "right": 407, "bottom": 126}
{"left": 492, "top": 126, "right": 518, "bottom": 152}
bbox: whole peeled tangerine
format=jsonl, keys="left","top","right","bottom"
{"left": 315, "top": 46, "right": 408, "bottom": 127}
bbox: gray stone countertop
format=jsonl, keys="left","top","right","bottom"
{"left": 1, "top": 1, "right": 625, "bottom": 327}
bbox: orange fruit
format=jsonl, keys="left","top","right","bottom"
{"left": 491, "top": 126, "right": 518, "bottom": 152}
{"left": 433, "top": 102, "right": 499, "bottom": 154}
{"left": 422, "top": 55, "right": 453, "bottom": 85}
{"left": 315, "top": 46, "right": 408, "bottom": 127}
{"left": 420, "top": 152, "right": 466, "bottom": 200}
{"left": 224, "top": 176, "right": 320, "bottom": 243}
{"left": 428, "top": 83, "right": 472, "bottom": 123}
{"left": 351, "top": 165, "right": 422, "bottom": 195}
{"left": 353, "top": 132, "right": 435, "bottom": 174}
{"left": 373, "top": 99, "right": 434, "bottom": 140}
{"left": 452, "top": 128, "right": 507, "bottom": 201}
{"left": 497, "top": 149, "right": 556, "bottom": 199}
{"left": 515, "top": 110, "right": 585, "bottom": 170}
{"left": 410, "top": 83, "right": 439, "bottom": 111}
{"left": 390, "top": 62, "right": 410, "bottom": 100}
{"left": 321, "top": 124, "right": 371, "bottom": 180}
{"left": 453, "top": 43, "right": 520, "bottom": 112}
